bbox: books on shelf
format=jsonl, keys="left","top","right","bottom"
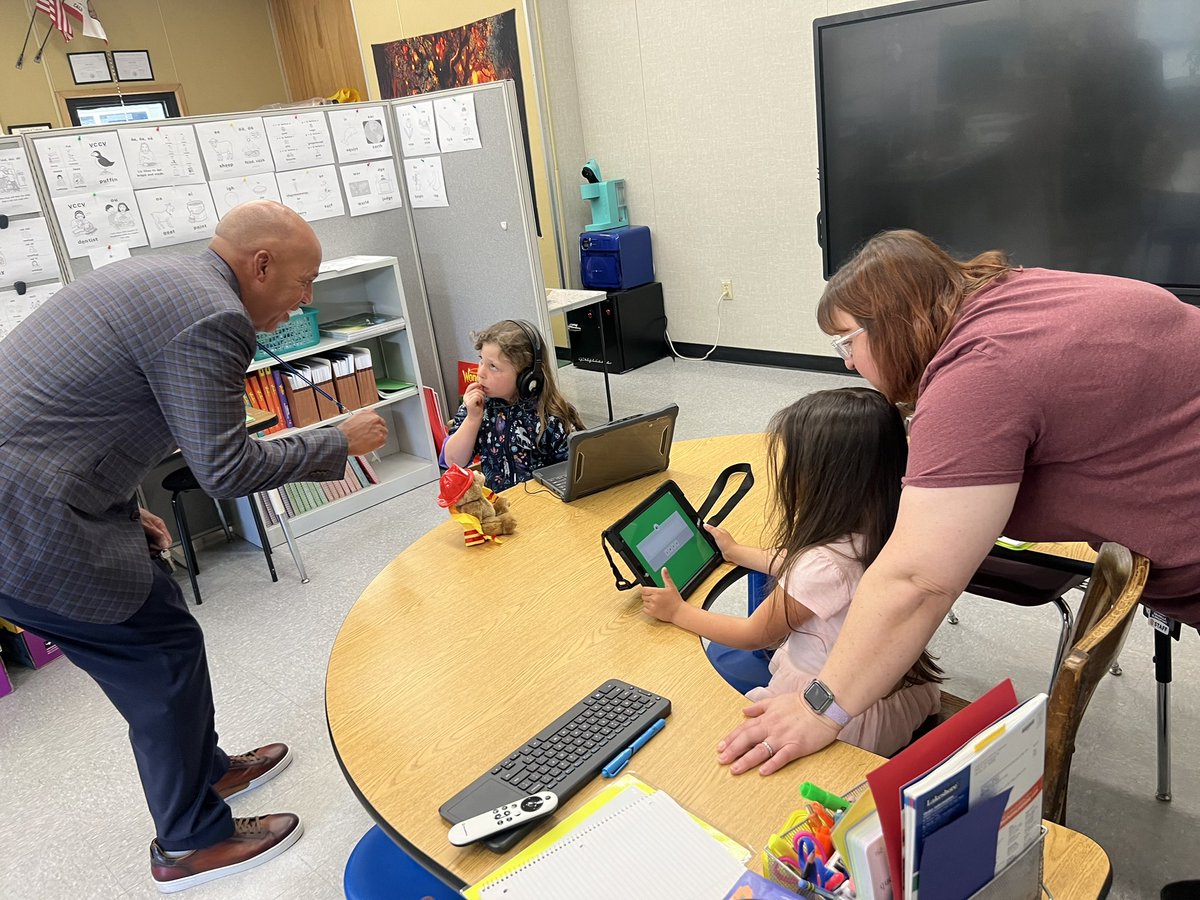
{"left": 257, "top": 457, "right": 377, "bottom": 526}
{"left": 318, "top": 310, "right": 404, "bottom": 337}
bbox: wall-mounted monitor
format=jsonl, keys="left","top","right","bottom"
{"left": 814, "top": 0, "right": 1200, "bottom": 299}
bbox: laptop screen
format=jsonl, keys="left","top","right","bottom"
{"left": 617, "top": 488, "right": 716, "bottom": 589}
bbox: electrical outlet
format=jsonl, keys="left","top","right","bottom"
{"left": 720, "top": 278, "right": 734, "bottom": 301}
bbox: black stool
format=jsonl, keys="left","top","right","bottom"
{"left": 162, "top": 466, "right": 277, "bottom": 604}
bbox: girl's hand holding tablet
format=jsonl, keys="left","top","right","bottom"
{"left": 639, "top": 568, "right": 685, "bottom": 623}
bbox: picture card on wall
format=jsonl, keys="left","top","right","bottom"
{"left": 338, "top": 159, "right": 403, "bottom": 216}
{"left": 35, "top": 132, "right": 131, "bottom": 195}
{"left": 210, "top": 172, "right": 281, "bottom": 218}
{"left": 195, "top": 117, "right": 275, "bottom": 178}
{"left": 0, "top": 147, "right": 41, "bottom": 215}
{"left": 0, "top": 281, "right": 62, "bottom": 342}
{"left": 0, "top": 216, "right": 60, "bottom": 283}
{"left": 118, "top": 125, "right": 203, "bottom": 189}
{"left": 328, "top": 106, "right": 393, "bottom": 163}
{"left": 395, "top": 101, "right": 437, "bottom": 157}
{"left": 434, "top": 95, "right": 482, "bottom": 153}
{"left": 52, "top": 189, "right": 148, "bottom": 257}
{"left": 403, "top": 156, "right": 448, "bottom": 208}
{"left": 264, "top": 112, "right": 335, "bottom": 171}
{"left": 135, "top": 184, "right": 217, "bottom": 247}
{"left": 277, "top": 166, "right": 346, "bottom": 221}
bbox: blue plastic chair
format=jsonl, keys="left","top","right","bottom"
{"left": 343, "top": 825, "right": 458, "bottom": 900}
{"left": 703, "top": 571, "right": 775, "bottom": 693}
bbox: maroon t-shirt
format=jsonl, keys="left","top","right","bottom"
{"left": 905, "top": 267, "right": 1200, "bottom": 624}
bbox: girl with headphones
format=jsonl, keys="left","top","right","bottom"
{"left": 442, "top": 320, "right": 584, "bottom": 492}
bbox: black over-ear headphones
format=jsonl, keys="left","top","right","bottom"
{"left": 511, "top": 319, "right": 544, "bottom": 399}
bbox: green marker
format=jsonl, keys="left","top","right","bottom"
{"left": 799, "top": 781, "right": 850, "bottom": 812}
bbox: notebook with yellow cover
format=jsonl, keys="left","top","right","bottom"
{"left": 462, "top": 774, "right": 750, "bottom": 899}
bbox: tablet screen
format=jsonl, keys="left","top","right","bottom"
{"left": 617, "top": 487, "right": 717, "bottom": 589}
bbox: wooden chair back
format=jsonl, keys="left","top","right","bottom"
{"left": 1042, "top": 542, "right": 1149, "bottom": 823}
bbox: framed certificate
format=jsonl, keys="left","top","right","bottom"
{"left": 113, "top": 50, "right": 154, "bottom": 82}
{"left": 67, "top": 51, "right": 112, "bottom": 85}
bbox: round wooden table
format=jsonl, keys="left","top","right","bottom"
{"left": 326, "top": 434, "right": 1111, "bottom": 896}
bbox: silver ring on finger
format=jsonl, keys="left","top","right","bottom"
{"left": 760, "top": 740, "right": 774, "bottom": 757}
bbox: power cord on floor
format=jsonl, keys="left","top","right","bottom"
{"left": 665, "top": 292, "right": 725, "bottom": 361}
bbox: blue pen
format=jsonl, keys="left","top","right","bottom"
{"left": 602, "top": 718, "right": 666, "bottom": 778}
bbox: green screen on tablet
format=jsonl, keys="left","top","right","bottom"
{"left": 617, "top": 486, "right": 717, "bottom": 590}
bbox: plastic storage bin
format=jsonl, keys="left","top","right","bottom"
{"left": 254, "top": 307, "right": 321, "bottom": 361}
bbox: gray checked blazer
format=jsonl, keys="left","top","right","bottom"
{"left": 0, "top": 250, "right": 347, "bottom": 624}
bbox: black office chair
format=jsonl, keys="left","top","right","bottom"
{"left": 948, "top": 555, "right": 1087, "bottom": 694}
{"left": 162, "top": 465, "right": 277, "bottom": 604}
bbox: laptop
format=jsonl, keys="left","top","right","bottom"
{"left": 533, "top": 404, "right": 678, "bottom": 501}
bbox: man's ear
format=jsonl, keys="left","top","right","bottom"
{"left": 252, "top": 249, "right": 271, "bottom": 281}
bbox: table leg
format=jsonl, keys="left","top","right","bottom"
{"left": 599, "top": 299, "right": 614, "bottom": 422}
{"left": 264, "top": 488, "right": 310, "bottom": 584}
{"left": 1154, "top": 627, "right": 1172, "bottom": 801}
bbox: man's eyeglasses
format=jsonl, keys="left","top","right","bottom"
{"left": 831, "top": 327, "right": 865, "bottom": 361}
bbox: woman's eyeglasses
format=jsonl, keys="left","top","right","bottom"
{"left": 830, "top": 327, "right": 865, "bottom": 361}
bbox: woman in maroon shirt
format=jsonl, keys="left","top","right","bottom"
{"left": 717, "top": 229, "right": 1200, "bottom": 779}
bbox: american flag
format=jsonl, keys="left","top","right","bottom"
{"left": 36, "top": 0, "right": 73, "bottom": 42}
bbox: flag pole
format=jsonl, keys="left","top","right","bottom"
{"left": 32, "top": 22, "right": 54, "bottom": 64}
{"left": 14, "top": 9, "right": 37, "bottom": 69}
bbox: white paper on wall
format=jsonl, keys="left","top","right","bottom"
{"left": 328, "top": 106, "right": 393, "bottom": 163}
{"left": 264, "top": 112, "right": 335, "bottom": 171}
{"left": 0, "top": 217, "right": 60, "bottom": 284}
{"left": 337, "top": 159, "right": 403, "bottom": 217}
{"left": 395, "top": 101, "right": 438, "bottom": 157}
{"left": 194, "top": 117, "right": 276, "bottom": 178}
{"left": 0, "top": 281, "right": 62, "bottom": 341}
{"left": 135, "top": 183, "right": 218, "bottom": 248}
{"left": 277, "top": 166, "right": 346, "bottom": 222}
{"left": 434, "top": 95, "right": 482, "bottom": 153}
{"left": 119, "top": 125, "right": 203, "bottom": 189}
{"left": 403, "top": 156, "right": 449, "bottom": 208}
{"left": 36, "top": 132, "right": 131, "bottom": 195}
{"left": 52, "top": 189, "right": 148, "bottom": 258}
{"left": 0, "top": 148, "right": 41, "bottom": 215}
{"left": 210, "top": 172, "right": 282, "bottom": 218}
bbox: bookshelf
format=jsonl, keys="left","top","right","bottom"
{"left": 233, "top": 255, "right": 439, "bottom": 548}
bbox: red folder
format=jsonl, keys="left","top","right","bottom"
{"left": 866, "top": 678, "right": 1019, "bottom": 895}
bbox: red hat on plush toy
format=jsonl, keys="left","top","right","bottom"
{"left": 437, "top": 464, "right": 474, "bottom": 508}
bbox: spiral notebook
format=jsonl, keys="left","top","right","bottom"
{"left": 463, "top": 775, "right": 750, "bottom": 899}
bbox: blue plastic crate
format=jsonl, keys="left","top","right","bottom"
{"left": 254, "top": 307, "right": 321, "bottom": 361}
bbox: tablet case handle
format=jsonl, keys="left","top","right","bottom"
{"left": 602, "top": 462, "right": 755, "bottom": 593}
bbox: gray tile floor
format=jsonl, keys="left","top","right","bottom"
{"left": 0, "top": 356, "right": 1195, "bottom": 899}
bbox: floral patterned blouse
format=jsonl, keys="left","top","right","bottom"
{"left": 445, "top": 395, "right": 571, "bottom": 492}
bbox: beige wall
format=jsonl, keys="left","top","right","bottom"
{"left": 553, "top": 0, "right": 879, "bottom": 359}
{"left": 348, "top": 0, "right": 564, "bottom": 300}
{"left": 0, "top": 0, "right": 287, "bottom": 130}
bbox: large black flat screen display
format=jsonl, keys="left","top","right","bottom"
{"left": 814, "top": 0, "right": 1200, "bottom": 296}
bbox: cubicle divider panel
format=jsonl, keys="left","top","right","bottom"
{"left": 392, "top": 80, "right": 548, "bottom": 406}
{"left": 20, "top": 102, "right": 447, "bottom": 404}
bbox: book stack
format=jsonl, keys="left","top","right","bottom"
{"left": 244, "top": 346, "right": 378, "bottom": 431}
{"left": 839, "top": 680, "right": 1047, "bottom": 900}
{"left": 257, "top": 455, "right": 380, "bottom": 525}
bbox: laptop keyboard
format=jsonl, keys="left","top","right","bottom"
{"left": 546, "top": 472, "right": 569, "bottom": 491}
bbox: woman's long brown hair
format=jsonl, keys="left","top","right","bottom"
{"left": 472, "top": 320, "right": 585, "bottom": 434}
{"left": 816, "top": 229, "right": 1012, "bottom": 407}
{"left": 767, "top": 387, "right": 942, "bottom": 688}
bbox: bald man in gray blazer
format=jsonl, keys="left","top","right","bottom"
{"left": 0, "top": 201, "right": 387, "bottom": 893}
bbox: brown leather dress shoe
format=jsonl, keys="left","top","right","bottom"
{"left": 150, "top": 813, "right": 303, "bottom": 893}
{"left": 213, "top": 742, "right": 292, "bottom": 802}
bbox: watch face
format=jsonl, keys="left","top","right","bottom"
{"left": 804, "top": 679, "right": 833, "bottom": 714}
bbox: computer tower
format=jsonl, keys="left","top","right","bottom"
{"left": 566, "top": 282, "right": 667, "bottom": 374}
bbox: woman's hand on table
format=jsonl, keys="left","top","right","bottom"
{"left": 639, "top": 568, "right": 685, "bottom": 623}
{"left": 717, "top": 692, "right": 842, "bottom": 775}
